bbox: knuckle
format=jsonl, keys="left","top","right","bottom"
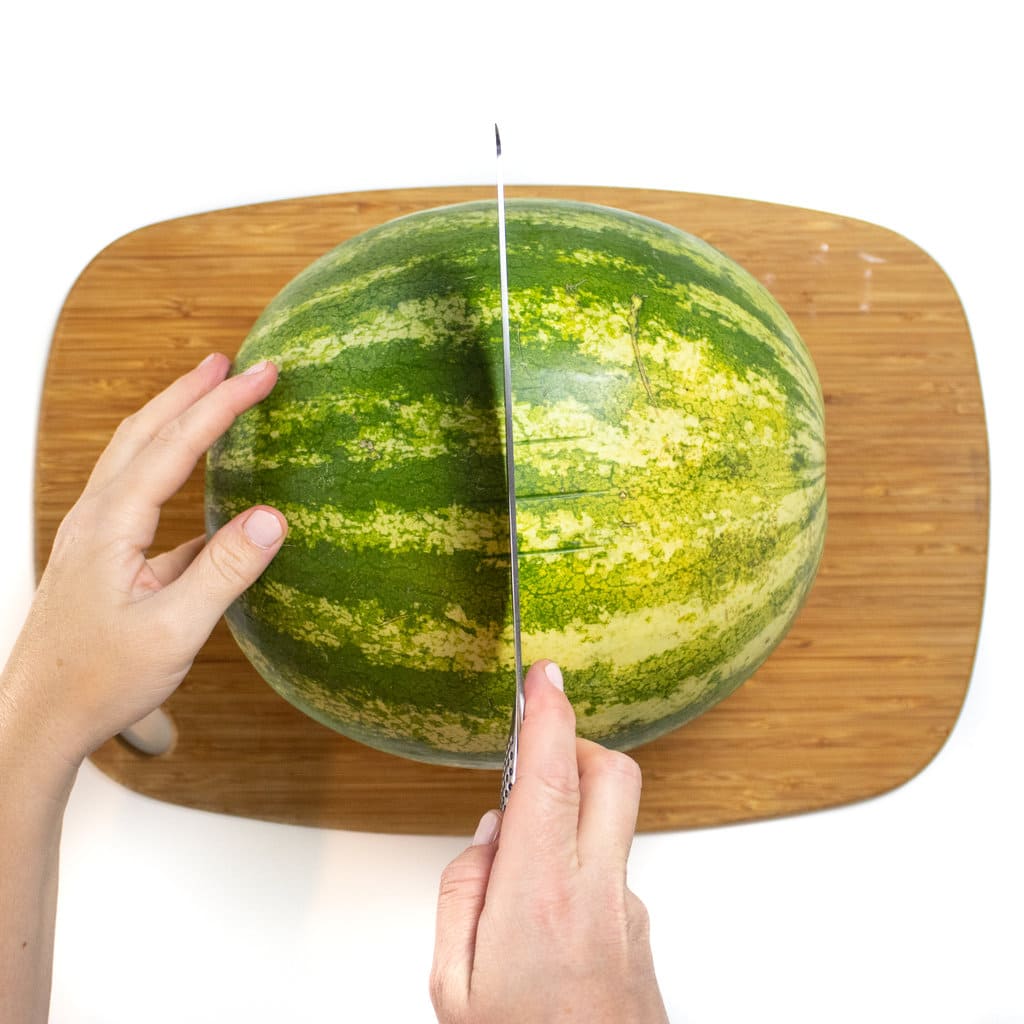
{"left": 435, "top": 862, "right": 467, "bottom": 911}
{"left": 435, "top": 850, "right": 489, "bottom": 907}
{"left": 524, "top": 879, "right": 577, "bottom": 934}
{"left": 580, "top": 885, "right": 652, "bottom": 961}
{"left": 153, "top": 416, "right": 188, "bottom": 450}
{"left": 518, "top": 768, "right": 580, "bottom": 812}
{"left": 598, "top": 748, "right": 643, "bottom": 789}
{"left": 52, "top": 506, "right": 82, "bottom": 552}
{"left": 427, "top": 968, "right": 458, "bottom": 1020}
{"left": 540, "top": 767, "right": 581, "bottom": 804}
{"left": 625, "top": 889, "right": 652, "bottom": 940}
{"left": 113, "top": 410, "right": 140, "bottom": 440}
{"left": 151, "top": 415, "right": 205, "bottom": 465}
{"left": 205, "top": 535, "right": 253, "bottom": 589}
{"left": 427, "top": 971, "right": 444, "bottom": 1014}
{"left": 50, "top": 499, "right": 95, "bottom": 560}
{"left": 435, "top": 860, "right": 467, "bottom": 904}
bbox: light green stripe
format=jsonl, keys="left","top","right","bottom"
{"left": 277, "top": 500, "right": 507, "bottom": 557}
{"left": 209, "top": 351, "right": 819, "bottom": 478}
{"left": 252, "top": 292, "right": 488, "bottom": 373}
{"left": 245, "top": 279, "right": 817, "bottom": 407}
{"left": 208, "top": 470, "right": 823, "bottom": 566}
{"left": 246, "top": 258, "right": 416, "bottom": 347}
{"left": 237, "top": 500, "right": 823, "bottom": 680}
{"left": 253, "top": 579, "right": 505, "bottom": 674}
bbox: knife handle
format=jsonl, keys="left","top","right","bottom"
{"left": 499, "top": 718, "right": 517, "bottom": 810}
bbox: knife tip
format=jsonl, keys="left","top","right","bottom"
{"left": 494, "top": 123, "right": 502, "bottom": 157}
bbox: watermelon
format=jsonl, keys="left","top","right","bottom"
{"left": 205, "top": 199, "right": 826, "bottom": 768}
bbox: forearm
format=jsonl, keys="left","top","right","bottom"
{"left": 0, "top": 356, "right": 284, "bottom": 1022}
{"left": 1, "top": 663, "right": 79, "bottom": 1024}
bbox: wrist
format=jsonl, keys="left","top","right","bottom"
{"left": 0, "top": 657, "right": 82, "bottom": 808}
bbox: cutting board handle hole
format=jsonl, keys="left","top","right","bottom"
{"left": 119, "top": 707, "right": 177, "bottom": 757}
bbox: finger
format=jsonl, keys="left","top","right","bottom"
{"left": 110, "top": 362, "right": 278, "bottom": 550}
{"left": 500, "top": 659, "right": 580, "bottom": 864}
{"left": 575, "top": 739, "right": 642, "bottom": 875}
{"left": 155, "top": 505, "right": 287, "bottom": 641}
{"left": 147, "top": 534, "right": 206, "bottom": 586}
{"left": 84, "top": 353, "right": 230, "bottom": 497}
{"left": 430, "top": 810, "right": 502, "bottom": 1015}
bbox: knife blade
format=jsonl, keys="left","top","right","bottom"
{"left": 495, "top": 124, "right": 525, "bottom": 812}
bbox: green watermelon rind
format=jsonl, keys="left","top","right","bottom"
{"left": 205, "top": 199, "right": 826, "bottom": 768}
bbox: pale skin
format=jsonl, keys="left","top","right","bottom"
{"left": 431, "top": 660, "right": 670, "bottom": 1024}
{"left": 0, "top": 356, "right": 667, "bottom": 1022}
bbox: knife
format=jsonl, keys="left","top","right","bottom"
{"left": 495, "top": 124, "right": 525, "bottom": 812}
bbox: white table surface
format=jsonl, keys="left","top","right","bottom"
{"left": 2, "top": 3, "right": 1021, "bottom": 1021}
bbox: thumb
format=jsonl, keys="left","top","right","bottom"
{"left": 430, "top": 809, "right": 502, "bottom": 1015}
{"left": 167, "top": 505, "right": 287, "bottom": 638}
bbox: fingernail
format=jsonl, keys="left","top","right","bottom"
{"left": 544, "top": 661, "right": 564, "bottom": 691}
{"left": 198, "top": 352, "right": 218, "bottom": 368}
{"left": 243, "top": 508, "right": 284, "bottom": 548}
{"left": 241, "top": 360, "right": 270, "bottom": 376}
{"left": 471, "top": 809, "right": 501, "bottom": 846}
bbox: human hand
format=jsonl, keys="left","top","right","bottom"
{"left": 430, "top": 660, "right": 669, "bottom": 1024}
{"left": 2, "top": 353, "right": 286, "bottom": 768}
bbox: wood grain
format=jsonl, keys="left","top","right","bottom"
{"left": 34, "top": 186, "right": 988, "bottom": 834}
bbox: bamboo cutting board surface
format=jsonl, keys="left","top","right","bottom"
{"left": 34, "top": 186, "right": 988, "bottom": 834}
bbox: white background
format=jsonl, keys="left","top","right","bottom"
{"left": 2, "top": 2, "right": 1021, "bottom": 1021}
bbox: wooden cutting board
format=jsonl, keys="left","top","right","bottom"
{"left": 34, "top": 185, "right": 988, "bottom": 834}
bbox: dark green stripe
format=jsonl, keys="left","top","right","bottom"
{"left": 238, "top": 200, "right": 820, "bottom": 428}
{"left": 225, "top": 601, "right": 509, "bottom": 723}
